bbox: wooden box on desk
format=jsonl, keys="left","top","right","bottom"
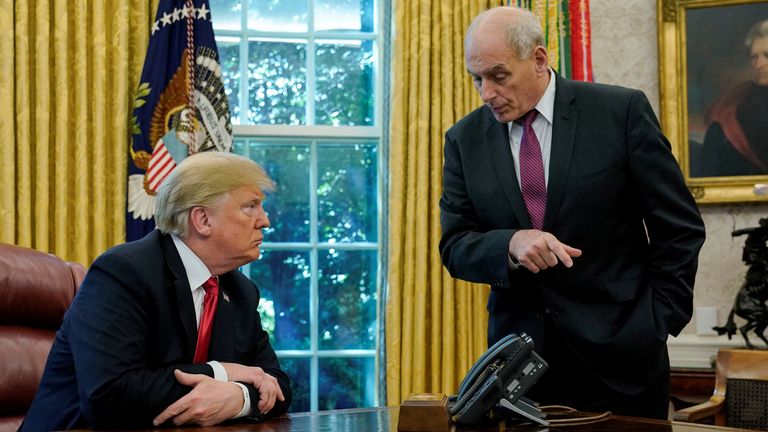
{"left": 397, "top": 393, "right": 451, "bottom": 432}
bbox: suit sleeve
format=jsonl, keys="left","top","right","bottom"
{"left": 626, "top": 90, "right": 706, "bottom": 336}
{"left": 68, "top": 253, "right": 214, "bottom": 428}
{"left": 439, "top": 129, "right": 519, "bottom": 287}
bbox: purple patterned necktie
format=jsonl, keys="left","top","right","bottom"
{"left": 517, "top": 109, "right": 546, "bottom": 230}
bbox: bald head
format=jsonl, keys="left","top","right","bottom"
{"left": 465, "top": 6, "right": 544, "bottom": 61}
{"left": 463, "top": 6, "right": 550, "bottom": 124}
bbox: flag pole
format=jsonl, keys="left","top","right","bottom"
{"left": 186, "top": 0, "right": 196, "bottom": 153}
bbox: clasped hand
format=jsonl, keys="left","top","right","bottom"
{"left": 221, "top": 362, "right": 285, "bottom": 415}
{"left": 152, "top": 369, "right": 244, "bottom": 426}
{"left": 509, "top": 229, "right": 582, "bottom": 273}
{"left": 152, "top": 363, "right": 284, "bottom": 427}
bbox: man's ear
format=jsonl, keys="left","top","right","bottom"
{"left": 189, "top": 206, "right": 213, "bottom": 237}
{"left": 533, "top": 46, "right": 548, "bottom": 72}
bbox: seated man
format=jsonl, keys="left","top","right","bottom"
{"left": 21, "top": 152, "right": 291, "bottom": 430}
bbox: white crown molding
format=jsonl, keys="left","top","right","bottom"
{"left": 668, "top": 334, "right": 747, "bottom": 369}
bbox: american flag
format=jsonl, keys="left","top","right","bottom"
{"left": 127, "top": 0, "right": 232, "bottom": 241}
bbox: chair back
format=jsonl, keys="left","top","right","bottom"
{"left": 714, "top": 349, "right": 768, "bottom": 429}
{"left": 0, "top": 243, "right": 85, "bottom": 432}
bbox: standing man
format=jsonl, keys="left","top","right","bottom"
{"left": 439, "top": 6, "right": 705, "bottom": 419}
{"left": 22, "top": 152, "right": 291, "bottom": 430}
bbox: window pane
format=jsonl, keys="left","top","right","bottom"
{"left": 280, "top": 357, "right": 310, "bottom": 412}
{"left": 317, "top": 142, "right": 377, "bottom": 243}
{"left": 248, "top": 40, "right": 307, "bottom": 125}
{"left": 252, "top": 250, "right": 311, "bottom": 350}
{"left": 319, "top": 357, "right": 376, "bottom": 410}
{"left": 315, "top": 0, "right": 374, "bottom": 32}
{"left": 217, "top": 38, "right": 241, "bottom": 124}
{"left": 315, "top": 40, "right": 374, "bottom": 126}
{"left": 210, "top": 0, "right": 243, "bottom": 31}
{"left": 233, "top": 138, "right": 246, "bottom": 154}
{"left": 247, "top": 0, "right": 308, "bottom": 32}
{"left": 246, "top": 142, "right": 311, "bottom": 242}
{"left": 318, "top": 250, "right": 377, "bottom": 349}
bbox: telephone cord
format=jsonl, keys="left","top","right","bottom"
{"left": 449, "top": 359, "right": 502, "bottom": 416}
{"left": 539, "top": 405, "right": 612, "bottom": 426}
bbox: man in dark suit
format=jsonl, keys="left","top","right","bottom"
{"left": 439, "top": 6, "right": 705, "bottom": 419}
{"left": 21, "top": 152, "right": 291, "bottom": 430}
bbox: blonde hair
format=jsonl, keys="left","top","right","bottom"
{"left": 465, "top": 6, "right": 544, "bottom": 60}
{"left": 154, "top": 152, "right": 275, "bottom": 237}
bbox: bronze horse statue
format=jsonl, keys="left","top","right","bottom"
{"left": 713, "top": 218, "right": 768, "bottom": 349}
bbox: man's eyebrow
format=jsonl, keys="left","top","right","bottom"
{"left": 484, "top": 64, "right": 508, "bottom": 74}
{"left": 245, "top": 194, "right": 264, "bottom": 203}
{"left": 468, "top": 64, "right": 508, "bottom": 76}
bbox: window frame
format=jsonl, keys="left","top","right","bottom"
{"left": 212, "top": 0, "right": 388, "bottom": 412}
{"left": 215, "top": 0, "right": 383, "bottom": 130}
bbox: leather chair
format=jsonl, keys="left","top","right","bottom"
{"left": 674, "top": 349, "right": 768, "bottom": 430}
{"left": 0, "top": 243, "right": 86, "bottom": 432}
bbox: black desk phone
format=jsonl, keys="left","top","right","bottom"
{"left": 450, "top": 333, "right": 548, "bottom": 426}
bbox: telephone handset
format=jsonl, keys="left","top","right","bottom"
{"left": 450, "top": 333, "right": 548, "bottom": 426}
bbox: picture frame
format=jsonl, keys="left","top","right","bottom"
{"left": 657, "top": 0, "right": 768, "bottom": 203}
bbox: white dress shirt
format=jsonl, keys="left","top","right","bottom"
{"left": 507, "top": 68, "right": 557, "bottom": 187}
{"left": 171, "top": 235, "right": 252, "bottom": 418}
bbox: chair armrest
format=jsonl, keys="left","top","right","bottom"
{"left": 673, "top": 396, "right": 724, "bottom": 422}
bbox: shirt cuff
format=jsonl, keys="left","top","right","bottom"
{"left": 208, "top": 361, "right": 228, "bottom": 382}
{"left": 507, "top": 253, "right": 520, "bottom": 271}
{"left": 207, "top": 361, "right": 251, "bottom": 419}
{"left": 232, "top": 382, "right": 252, "bottom": 418}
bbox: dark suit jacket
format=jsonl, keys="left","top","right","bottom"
{"left": 21, "top": 230, "right": 291, "bottom": 430}
{"left": 439, "top": 74, "right": 705, "bottom": 394}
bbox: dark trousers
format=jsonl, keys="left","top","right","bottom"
{"left": 525, "top": 315, "right": 670, "bottom": 420}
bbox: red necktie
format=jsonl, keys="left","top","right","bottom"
{"left": 193, "top": 277, "right": 219, "bottom": 363}
{"left": 517, "top": 109, "right": 547, "bottom": 230}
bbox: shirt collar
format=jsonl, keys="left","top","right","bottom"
{"left": 533, "top": 68, "right": 556, "bottom": 125}
{"left": 171, "top": 234, "right": 213, "bottom": 293}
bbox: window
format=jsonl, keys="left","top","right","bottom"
{"left": 210, "top": 0, "right": 385, "bottom": 412}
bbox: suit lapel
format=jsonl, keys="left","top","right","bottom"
{"left": 487, "top": 110, "right": 530, "bottom": 227}
{"left": 209, "top": 272, "right": 235, "bottom": 361}
{"left": 543, "top": 74, "right": 579, "bottom": 230}
{"left": 160, "top": 234, "right": 198, "bottom": 359}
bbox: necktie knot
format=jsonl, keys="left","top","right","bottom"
{"left": 202, "top": 277, "right": 218, "bottom": 296}
{"left": 516, "top": 109, "right": 538, "bottom": 128}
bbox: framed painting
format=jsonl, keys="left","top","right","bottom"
{"left": 658, "top": 0, "right": 768, "bottom": 203}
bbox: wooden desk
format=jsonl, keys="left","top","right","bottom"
{"left": 127, "top": 406, "right": 754, "bottom": 431}
{"left": 670, "top": 367, "right": 716, "bottom": 414}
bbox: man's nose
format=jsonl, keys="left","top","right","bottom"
{"left": 479, "top": 80, "right": 496, "bottom": 101}
{"left": 258, "top": 212, "right": 270, "bottom": 229}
